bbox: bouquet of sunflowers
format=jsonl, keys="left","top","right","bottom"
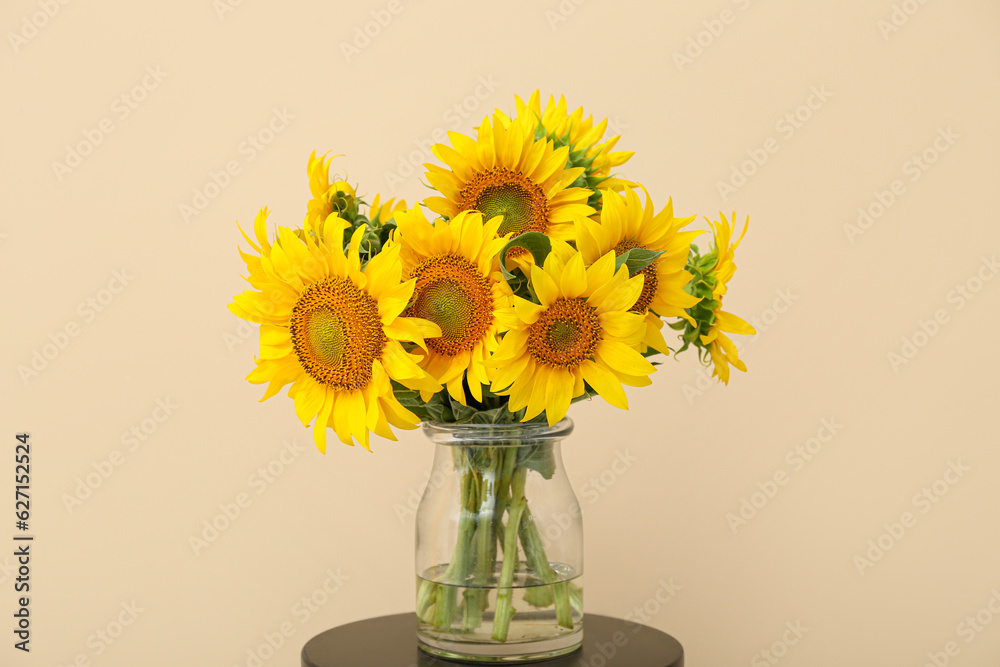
{"left": 229, "top": 91, "right": 754, "bottom": 450}
{"left": 229, "top": 91, "right": 755, "bottom": 645}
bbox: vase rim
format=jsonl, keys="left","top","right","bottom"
{"left": 421, "top": 418, "right": 574, "bottom": 445}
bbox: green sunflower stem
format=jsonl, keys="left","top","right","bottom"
{"left": 434, "top": 455, "right": 478, "bottom": 630}
{"left": 463, "top": 447, "right": 502, "bottom": 630}
{"left": 492, "top": 466, "right": 528, "bottom": 642}
{"left": 519, "top": 502, "right": 574, "bottom": 629}
{"left": 416, "top": 578, "right": 438, "bottom": 623}
{"left": 493, "top": 445, "right": 518, "bottom": 551}
{"left": 429, "top": 440, "right": 575, "bottom": 642}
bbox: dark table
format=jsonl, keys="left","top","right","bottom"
{"left": 302, "top": 613, "right": 683, "bottom": 666}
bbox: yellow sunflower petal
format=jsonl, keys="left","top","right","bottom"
{"left": 523, "top": 365, "right": 552, "bottom": 422}
{"left": 544, "top": 368, "right": 575, "bottom": 426}
{"left": 580, "top": 360, "right": 629, "bottom": 410}
{"left": 489, "top": 352, "right": 532, "bottom": 393}
{"left": 312, "top": 391, "right": 335, "bottom": 454}
{"left": 716, "top": 310, "right": 756, "bottom": 336}
{"left": 558, "top": 252, "right": 587, "bottom": 299}
{"left": 513, "top": 297, "right": 545, "bottom": 324}
{"left": 596, "top": 339, "right": 657, "bottom": 377}
{"left": 530, "top": 264, "right": 560, "bottom": 306}
{"left": 293, "top": 377, "right": 327, "bottom": 426}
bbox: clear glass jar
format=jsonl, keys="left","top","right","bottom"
{"left": 415, "top": 419, "right": 584, "bottom": 662}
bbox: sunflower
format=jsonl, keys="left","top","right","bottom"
{"left": 680, "top": 212, "right": 756, "bottom": 384}
{"left": 488, "top": 245, "right": 657, "bottom": 426}
{"left": 496, "top": 91, "right": 635, "bottom": 207}
{"left": 424, "top": 114, "right": 595, "bottom": 261}
{"left": 575, "top": 186, "right": 703, "bottom": 355}
{"left": 393, "top": 208, "right": 514, "bottom": 404}
{"left": 229, "top": 209, "right": 443, "bottom": 451}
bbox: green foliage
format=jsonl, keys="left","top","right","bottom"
{"left": 496, "top": 231, "right": 553, "bottom": 304}
{"left": 615, "top": 247, "right": 664, "bottom": 276}
{"left": 532, "top": 122, "right": 615, "bottom": 209}
{"left": 465, "top": 408, "right": 521, "bottom": 424}
{"left": 328, "top": 188, "right": 360, "bottom": 223}
{"left": 499, "top": 231, "right": 552, "bottom": 282}
{"left": 378, "top": 221, "right": 397, "bottom": 247}
{"left": 393, "top": 384, "right": 443, "bottom": 422}
{"left": 517, "top": 442, "right": 556, "bottom": 480}
{"left": 386, "top": 375, "right": 609, "bottom": 428}
{"left": 319, "top": 192, "right": 404, "bottom": 266}
{"left": 668, "top": 243, "right": 719, "bottom": 362}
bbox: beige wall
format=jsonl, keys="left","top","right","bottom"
{"left": 4, "top": 0, "right": 1000, "bottom": 665}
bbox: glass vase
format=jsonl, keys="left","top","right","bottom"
{"left": 415, "top": 419, "right": 584, "bottom": 662}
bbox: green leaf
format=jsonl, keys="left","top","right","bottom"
{"left": 499, "top": 231, "right": 552, "bottom": 282}
{"left": 378, "top": 221, "right": 396, "bottom": 246}
{"left": 468, "top": 407, "right": 513, "bottom": 424}
{"left": 393, "top": 387, "right": 431, "bottom": 422}
{"left": 421, "top": 391, "right": 452, "bottom": 422}
{"left": 392, "top": 383, "right": 536, "bottom": 425}
{"left": 517, "top": 443, "right": 556, "bottom": 480}
{"left": 615, "top": 248, "right": 664, "bottom": 277}
{"left": 447, "top": 393, "right": 479, "bottom": 424}
{"left": 523, "top": 585, "right": 555, "bottom": 608}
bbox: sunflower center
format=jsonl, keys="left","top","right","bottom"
{"left": 458, "top": 167, "right": 549, "bottom": 237}
{"left": 547, "top": 320, "right": 583, "bottom": 348}
{"left": 405, "top": 254, "right": 494, "bottom": 357}
{"left": 528, "top": 297, "right": 602, "bottom": 368}
{"left": 303, "top": 308, "right": 347, "bottom": 368}
{"left": 289, "top": 277, "right": 387, "bottom": 391}
{"left": 613, "top": 238, "right": 659, "bottom": 314}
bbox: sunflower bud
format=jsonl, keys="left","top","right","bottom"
{"left": 306, "top": 151, "right": 360, "bottom": 227}
{"left": 325, "top": 180, "right": 359, "bottom": 221}
{"left": 669, "top": 213, "right": 755, "bottom": 383}
{"left": 669, "top": 243, "right": 719, "bottom": 360}
{"left": 505, "top": 91, "right": 636, "bottom": 210}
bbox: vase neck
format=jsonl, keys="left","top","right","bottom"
{"left": 422, "top": 419, "right": 574, "bottom": 447}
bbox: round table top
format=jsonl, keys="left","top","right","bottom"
{"left": 301, "top": 613, "right": 683, "bottom": 666}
